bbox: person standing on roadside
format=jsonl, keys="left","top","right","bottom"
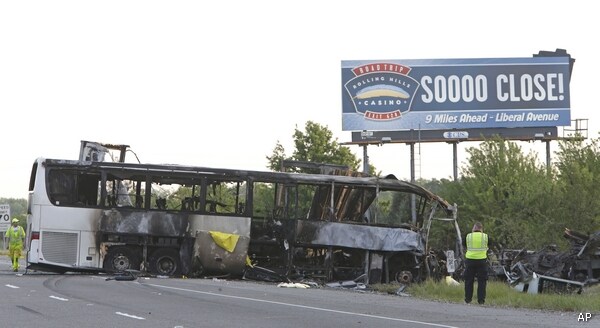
{"left": 5, "top": 218, "right": 26, "bottom": 272}
{"left": 464, "top": 221, "right": 489, "bottom": 305}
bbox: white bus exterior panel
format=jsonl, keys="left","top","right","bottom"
{"left": 39, "top": 206, "right": 102, "bottom": 231}
{"left": 35, "top": 205, "right": 101, "bottom": 268}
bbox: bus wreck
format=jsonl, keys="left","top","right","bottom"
{"left": 497, "top": 228, "right": 600, "bottom": 294}
{"left": 26, "top": 141, "right": 462, "bottom": 284}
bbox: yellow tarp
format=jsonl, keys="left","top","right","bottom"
{"left": 209, "top": 231, "right": 240, "bottom": 253}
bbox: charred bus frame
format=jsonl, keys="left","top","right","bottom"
{"left": 26, "top": 143, "right": 462, "bottom": 284}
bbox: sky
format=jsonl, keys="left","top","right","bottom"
{"left": 1, "top": 1, "right": 598, "bottom": 200}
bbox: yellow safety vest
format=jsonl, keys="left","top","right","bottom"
{"left": 6, "top": 226, "right": 26, "bottom": 246}
{"left": 465, "top": 231, "right": 488, "bottom": 260}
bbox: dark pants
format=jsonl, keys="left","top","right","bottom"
{"left": 464, "top": 258, "right": 488, "bottom": 304}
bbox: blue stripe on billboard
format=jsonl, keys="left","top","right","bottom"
{"left": 341, "top": 57, "right": 571, "bottom": 131}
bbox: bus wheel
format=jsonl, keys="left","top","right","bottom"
{"left": 149, "top": 248, "right": 181, "bottom": 276}
{"left": 394, "top": 270, "right": 413, "bottom": 284}
{"left": 103, "top": 246, "right": 141, "bottom": 272}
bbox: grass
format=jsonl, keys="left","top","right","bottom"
{"left": 372, "top": 279, "right": 600, "bottom": 312}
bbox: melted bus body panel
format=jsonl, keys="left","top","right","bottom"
{"left": 26, "top": 143, "right": 462, "bottom": 283}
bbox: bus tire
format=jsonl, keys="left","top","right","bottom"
{"left": 149, "top": 248, "right": 181, "bottom": 276}
{"left": 103, "top": 246, "right": 141, "bottom": 272}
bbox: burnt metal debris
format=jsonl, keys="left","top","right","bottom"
{"left": 494, "top": 228, "right": 600, "bottom": 294}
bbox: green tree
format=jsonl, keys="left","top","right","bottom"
{"left": 441, "top": 138, "right": 555, "bottom": 249}
{"left": 417, "top": 178, "right": 450, "bottom": 195}
{"left": 267, "top": 141, "right": 287, "bottom": 172}
{"left": 0, "top": 198, "right": 27, "bottom": 219}
{"left": 553, "top": 137, "right": 600, "bottom": 234}
{"left": 0, "top": 198, "right": 28, "bottom": 231}
{"left": 266, "top": 121, "right": 363, "bottom": 173}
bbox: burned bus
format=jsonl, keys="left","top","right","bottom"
{"left": 26, "top": 141, "right": 462, "bottom": 284}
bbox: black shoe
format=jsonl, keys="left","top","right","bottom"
{"left": 478, "top": 300, "right": 485, "bottom": 305}
{"left": 465, "top": 300, "right": 471, "bottom": 304}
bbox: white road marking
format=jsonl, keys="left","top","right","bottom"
{"left": 115, "top": 312, "right": 145, "bottom": 320}
{"left": 49, "top": 295, "right": 69, "bottom": 301}
{"left": 5, "top": 284, "right": 19, "bottom": 289}
{"left": 147, "top": 283, "right": 459, "bottom": 328}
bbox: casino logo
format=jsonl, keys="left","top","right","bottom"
{"left": 344, "top": 63, "right": 419, "bottom": 121}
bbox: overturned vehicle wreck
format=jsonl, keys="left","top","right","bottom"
{"left": 26, "top": 141, "right": 462, "bottom": 285}
{"left": 497, "top": 228, "right": 600, "bottom": 294}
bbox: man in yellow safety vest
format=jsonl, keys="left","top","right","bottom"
{"left": 464, "top": 221, "right": 489, "bottom": 305}
{"left": 5, "top": 218, "right": 26, "bottom": 272}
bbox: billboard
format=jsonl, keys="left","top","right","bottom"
{"left": 350, "top": 127, "right": 558, "bottom": 144}
{"left": 341, "top": 56, "right": 571, "bottom": 131}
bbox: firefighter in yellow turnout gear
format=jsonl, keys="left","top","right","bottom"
{"left": 5, "top": 218, "right": 26, "bottom": 272}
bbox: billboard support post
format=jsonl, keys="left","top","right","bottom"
{"left": 362, "top": 145, "right": 369, "bottom": 174}
{"left": 452, "top": 142, "right": 458, "bottom": 181}
{"left": 409, "top": 143, "right": 417, "bottom": 224}
{"left": 546, "top": 140, "right": 551, "bottom": 174}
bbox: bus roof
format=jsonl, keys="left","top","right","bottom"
{"left": 38, "top": 157, "right": 454, "bottom": 212}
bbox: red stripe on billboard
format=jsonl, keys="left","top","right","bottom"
{"left": 352, "top": 63, "right": 411, "bottom": 76}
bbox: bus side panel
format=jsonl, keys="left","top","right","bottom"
{"left": 33, "top": 205, "right": 101, "bottom": 268}
{"left": 99, "top": 209, "right": 188, "bottom": 237}
{"left": 295, "top": 220, "right": 425, "bottom": 252}
{"left": 40, "top": 206, "right": 102, "bottom": 231}
{"left": 26, "top": 204, "right": 41, "bottom": 265}
{"left": 27, "top": 159, "right": 51, "bottom": 266}
{"left": 79, "top": 231, "right": 100, "bottom": 267}
{"left": 189, "top": 215, "right": 251, "bottom": 275}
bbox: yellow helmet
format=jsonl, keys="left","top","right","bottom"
{"left": 11, "top": 218, "right": 19, "bottom": 223}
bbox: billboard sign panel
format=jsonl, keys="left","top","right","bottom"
{"left": 350, "top": 127, "right": 558, "bottom": 144}
{"left": 342, "top": 57, "right": 571, "bottom": 131}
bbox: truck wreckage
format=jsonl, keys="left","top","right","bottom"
{"left": 26, "top": 141, "right": 464, "bottom": 286}
{"left": 494, "top": 228, "right": 600, "bottom": 294}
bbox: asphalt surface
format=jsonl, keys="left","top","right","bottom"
{"left": 0, "top": 257, "right": 594, "bottom": 328}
